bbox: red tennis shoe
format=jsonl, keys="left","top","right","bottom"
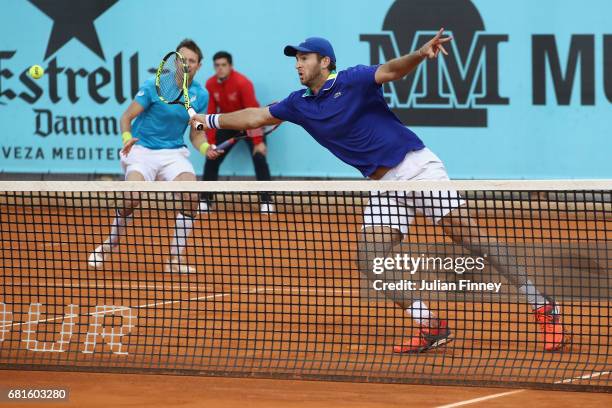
{"left": 393, "top": 319, "right": 452, "bottom": 353}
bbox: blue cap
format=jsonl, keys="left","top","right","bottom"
{"left": 284, "top": 37, "right": 336, "bottom": 63}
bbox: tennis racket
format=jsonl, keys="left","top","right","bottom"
{"left": 155, "top": 51, "right": 204, "bottom": 130}
{"left": 215, "top": 122, "right": 281, "bottom": 151}
{"left": 214, "top": 102, "right": 281, "bottom": 151}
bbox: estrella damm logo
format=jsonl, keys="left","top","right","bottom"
{"left": 360, "top": 0, "right": 510, "bottom": 127}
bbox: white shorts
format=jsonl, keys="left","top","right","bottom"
{"left": 362, "top": 148, "right": 465, "bottom": 235}
{"left": 120, "top": 145, "right": 195, "bottom": 181}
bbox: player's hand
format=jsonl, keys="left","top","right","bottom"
{"left": 252, "top": 142, "right": 267, "bottom": 156}
{"left": 121, "top": 137, "right": 139, "bottom": 156}
{"left": 190, "top": 114, "right": 210, "bottom": 130}
{"left": 419, "top": 28, "right": 452, "bottom": 59}
{"left": 206, "top": 145, "right": 224, "bottom": 160}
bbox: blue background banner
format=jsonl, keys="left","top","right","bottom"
{"left": 0, "top": 0, "right": 610, "bottom": 178}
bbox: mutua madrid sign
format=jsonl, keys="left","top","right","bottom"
{"left": 360, "top": 0, "right": 612, "bottom": 127}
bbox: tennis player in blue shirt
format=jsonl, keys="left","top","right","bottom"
{"left": 88, "top": 39, "right": 210, "bottom": 274}
{"left": 189, "top": 29, "right": 565, "bottom": 353}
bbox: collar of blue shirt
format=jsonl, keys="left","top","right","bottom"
{"left": 302, "top": 71, "right": 338, "bottom": 97}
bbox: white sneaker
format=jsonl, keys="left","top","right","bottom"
{"left": 260, "top": 203, "right": 275, "bottom": 214}
{"left": 87, "top": 242, "right": 112, "bottom": 269}
{"left": 198, "top": 201, "right": 210, "bottom": 214}
{"left": 164, "top": 256, "right": 197, "bottom": 274}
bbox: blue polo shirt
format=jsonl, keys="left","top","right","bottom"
{"left": 131, "top": 78, "right": 208, "bottom": 150}
{"left": 269, "top": 65, "right": 425, "bottom": 177}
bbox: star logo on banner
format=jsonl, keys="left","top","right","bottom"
{"left": 29, "top": 0, "right": 119, "bottom": 60}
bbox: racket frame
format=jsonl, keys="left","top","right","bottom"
{"left": 155, "top": 51, "right": 202, "bottom": 129}
{"left": 215, "top": 122, "right": 281, "bottom": 151}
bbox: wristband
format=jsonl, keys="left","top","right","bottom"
{"left": 205, "top": 114, "right": 221, "bottom": 129}
{"left": 199, "top": 141, "right": 210, "bottom": 156}
{"left": 121, "top": 131, "right": 133, "bottom": 145}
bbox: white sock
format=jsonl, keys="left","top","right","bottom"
{"left": 106, "top": 210, "right": 132, "bottom": 247}
{"left": 405, "top": 300, "right": 433, "bottom": 327}
{"left": 518, "top": 280, "right": 549, "bottom": 310}
{"left": 170, "top": 213, "right": 194, "bottom": 257}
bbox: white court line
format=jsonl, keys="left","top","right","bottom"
{"left": 5, "top": 281, "right": 361, "bottom": 295}
{"left": 1, "top": 284, "right": 610, "bottom": 393}
{"left": 2, "top": 286, "right": 352, "bottom": 328}
{"left": 3, "top": 282, "right": 361, "bottom": 297}
{"left": 262, "top": 287, "right": 357, "bottom": 295}
{"left": 136, "top": 287, "right": 265, "bottom": 309}
{"left": 0, "top": 285, "right": 351, "bottom": 329}
{"left": 434, "top": 370, "right": 612, "bottom": 408}
{"left": 1, "top": 287, "right": 266, "bottom": 329}
{"left": 434, "top": 390, "right": 525, "bottom": 408}
{"left": 7, "top": 282, "right": 212, "bottom": 291}
{"left": 554, "top": 370, "right": 611, "bottom": 384}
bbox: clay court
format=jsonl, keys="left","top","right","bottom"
{"left": 1, "top": 370, "right": 611, "bottom": 407}
{"left": 0, "top": 186, "right": 610, "bottom": 405}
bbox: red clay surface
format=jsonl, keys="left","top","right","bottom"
{"left": 0, "top": 370, "right": 610, "bottom": 408}
{"left": 1, "top": 199, "right": 610, "bottom": 395}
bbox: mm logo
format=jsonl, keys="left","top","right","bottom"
{"left": 360, "top": 0, "right": 509, "bottom": 127}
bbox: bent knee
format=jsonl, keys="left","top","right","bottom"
{"left": 360, "top": 226, "right": 403, "bottom": 245}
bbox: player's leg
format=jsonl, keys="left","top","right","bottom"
{"left": 438, "top": 208, "right": 565, "bottom": 351}
{"left": 200, "top": 158, "right": 221, "bottom": 213}
{"left": 160, "top": 148, "right": 200, "bottom": 273}
{"left": 200, "top": 130, "right": 239, "bottom": 212}
{"left": 366, "top": 148, "right": 464, "bottom": 352}
{"left": 88, "top": 146, "right": 155, "bottom": 268}
{"left": 246, "top": 138, "right": 274, "bottom": 213}
{"left": 411, "top": 147, "right": 565, "bottom": 351}
{"left": 410, "top": 150, "right": 550, "bottom": 309}
{"left": 359, "top": 188, "right": 451, "bottom": 353}
{"left": 438, "top": 208, "right": 548, "bottom": 306}
{"left": 111, "top": 169, "right": 144, "bottom": 241}
{"left": 357, "top": 225, "right": 406, "bottom": 306}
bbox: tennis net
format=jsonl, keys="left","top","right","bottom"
{"left": 0, "top": 180, "right": 610, "bottom": 391}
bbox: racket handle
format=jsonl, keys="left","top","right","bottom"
{"left": 215, "top": 139, "right": 236, "bottom": 151}
{"left": 187, "top": 108, "right": 204, "bottom": 131}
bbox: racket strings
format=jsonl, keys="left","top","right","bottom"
{"left": 158, "top": 53, "right": 185, "bottom": 102}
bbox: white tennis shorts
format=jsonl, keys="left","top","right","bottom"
{"left": 362, "top": 147, "right": 465, "bottom": 234}
{"left": 120, "top": 145, "right": 195, "bottom": 181}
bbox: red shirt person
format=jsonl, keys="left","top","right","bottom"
{"left": 206, "top": 69, "right": 263, "bottom": 146}
{"left": 200, "top": 51, "right": 274, "bottom": 213}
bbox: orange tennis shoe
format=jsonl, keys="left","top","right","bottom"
{"left": 534, "top": 303, "right": 566, "bottom": 351}
{"left": 393, "top": 319, "right": 452, "bottom": 353}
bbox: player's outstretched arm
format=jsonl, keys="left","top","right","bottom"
{"left": 189, "top": 107, "right": 281, "bottom": 132}
{"left": 374, "top": 27, "right": 452, "bottom": 85}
